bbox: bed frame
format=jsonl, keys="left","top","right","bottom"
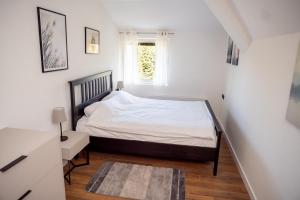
{"left": 69, "top": 70, "right": 222, "bottom": 175}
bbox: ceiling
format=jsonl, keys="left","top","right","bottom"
{"left": 232, "top": 0, "right": 300, "bottom": 39}
{"left": 100, "top": 0, "right": 300, "bottom": 40}
{"left": 100, "top": 0, "right": 223, "bottom": 32}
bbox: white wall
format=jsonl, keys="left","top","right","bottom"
{"left": 126, "top": 31, "right": 228, "bottom": 118}
{"left": 223, "top": 32, "right": 300, "bottom": 200}
{"left": 0, "top": 0, "right": 119, "bottom": 132}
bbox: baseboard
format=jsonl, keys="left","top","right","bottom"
{"left": 219, "top": 123, "right": 258, "bottom": 200}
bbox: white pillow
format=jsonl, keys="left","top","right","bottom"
{"left": 84, "top": 92, "right": 117, "bottom": 117}
{"left": 84, "top": 101, "right": 102, "bottom": 117}
{"left": 102, "top": 91, "right": 117, "bottom": 100}
{"left": 84, "top": 91, "right": 139, "bottom": 117}
{"left": 116, "top": 91, "right": 140, "bottom": 104}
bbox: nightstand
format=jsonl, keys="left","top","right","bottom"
{"left": 61, "top": 131, "right": 89, "bottom": 184}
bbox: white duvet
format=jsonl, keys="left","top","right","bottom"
{"left": 86, "top": 91, "right": 215, "bottom": 140}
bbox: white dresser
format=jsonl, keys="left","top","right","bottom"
{"left": 0, "top": 128, "right": 66, "bottom": 200}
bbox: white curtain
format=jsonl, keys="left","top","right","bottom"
{"left": 154, "top": 32, "right": 169, "bottom": 86}
{"left": 120, "top": 31, "right": 169, "bottom": 86}
{"left": 120, "top": 32, "right": 138, "bottom": 85}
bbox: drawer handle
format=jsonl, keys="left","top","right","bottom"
{"left": 0, "top": 155, "right": 27, "bottom": 172}
{"left": 18, "top": 190, "right": 32, "bottom": 200}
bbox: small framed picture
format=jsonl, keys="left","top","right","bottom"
{"left": 37, "top": 7, "right": 68, "bottom": 73}
{"left": 226, "top": 36, "right": 233, "bottom": 64}
{"left": 231, "top": 44, "right": 240, "bottom": 66}
{"left": 226, "top": 35, "right": 240, "bottom": 66}
{"left": 85, "top": 27, "right": 100, "bottom": 54}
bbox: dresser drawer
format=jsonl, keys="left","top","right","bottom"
{"left": 26, "top": 165, "right": 65, "bottom": 200}
{"left": 0, "top": 136, "right": 62, "bottom": 200}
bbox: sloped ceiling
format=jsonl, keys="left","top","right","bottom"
{"left": 204, "top": 0, "right": 251, "bottom": 51}
{"left": 232, "top": 0, "right": 300, "bottom": 39}
{"left": 100, "top": 0, "right": 300, "bottom": 51}
{"left": 204, "top": 0, "right": 300, "bottom": 51}
{"left": 100, "top": 0, "right": 224, "bottom": 32}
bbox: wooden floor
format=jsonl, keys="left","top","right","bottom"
{"left": 65, "top": 139, "right": 250, "bottom": 200}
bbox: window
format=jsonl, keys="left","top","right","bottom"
{"left": 137, "top": 42, "right": 156, "bottom": 81}
{"left": 121, "top": 32, "right": 168, "bottom": 86}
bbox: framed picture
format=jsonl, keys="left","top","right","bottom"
{"left": 85, "top": 27, "right": 100, "bottom": 54}
{"left": 226, "top": 36, "right": 233, "bottom": 64}
{"left": 226, "top": 36, "right": 240, "bottom": 66}
{"left": 37, "top": 7, "right": 68, "bottom": 73}
{"left": 231, "top": 44, "right": 240, "bottom": 66}
{"left": 286, "top": 41, "right": 300, "bottom": 129}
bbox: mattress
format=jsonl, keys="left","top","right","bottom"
{"left": 77, "top": 116, "right": 216, "bottom": 147}
{"left": 76, "top": 91, "right": 217, "bottom": 148}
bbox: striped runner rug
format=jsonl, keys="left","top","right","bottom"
{"left": 86, "top": 161, "right": 185, "bottom": 200}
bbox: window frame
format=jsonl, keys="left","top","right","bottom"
{"left": 136, "top": 37, "right": 156, "bottom": 85}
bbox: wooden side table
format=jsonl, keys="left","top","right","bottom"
{"left": 61, "top": 131, "right": 89, "bottom": 184}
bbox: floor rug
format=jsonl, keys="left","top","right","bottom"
{"left": 86, "top": 161, "right": 185, "bottom": 200}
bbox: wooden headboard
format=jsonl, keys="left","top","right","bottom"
{"left": 69, "top": 70, "right": 113, "bottom": 130}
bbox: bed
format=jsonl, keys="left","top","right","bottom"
{"left": 69, "top": 70, "right": 222, "bottom": 175}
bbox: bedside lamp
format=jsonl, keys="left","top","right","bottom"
{"left": 53, "top": 107, "right": 68, "bottom": 141}
{"left": 116, "top": 81, "right": 124, "bottom": 91}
